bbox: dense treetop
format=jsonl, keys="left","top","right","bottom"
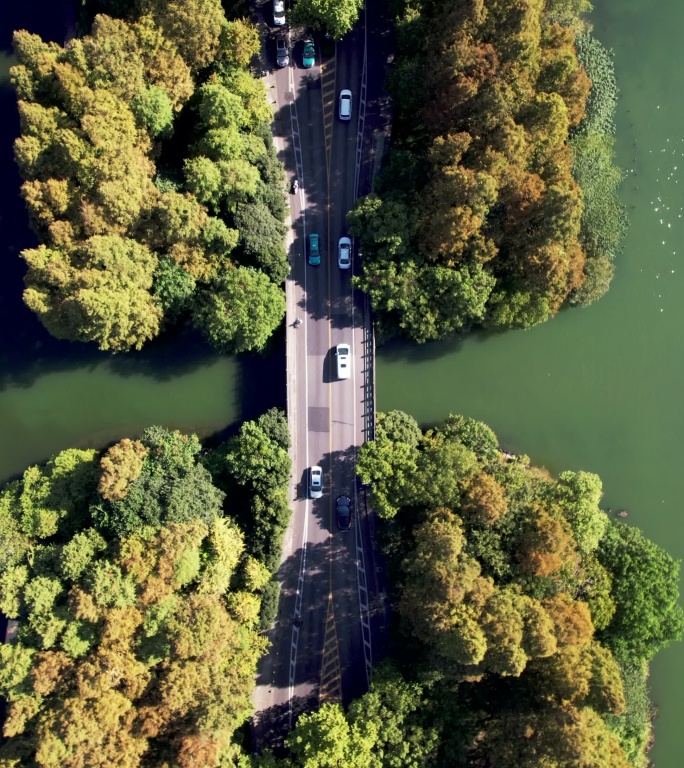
{"left": 11, "top": 3, "right": 286, "bottom": 353}
{"left": 290, "top": 0, "right": 363, "bottom": 40}
{"left": 0, "top": 411, "right": 292, "bottom": 767}
{"left": 350, "top": 0, "right": 625, "bottom": 342}
{"left": 254, "top": 411, "right": 682, "bottom": 768}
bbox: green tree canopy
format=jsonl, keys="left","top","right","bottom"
{"left": 11, "top": 4, "right": 286, "bottom": 355}
{"left": 193, "top": 266, "right": 285, "bottom": 353}
{"left": 0, "top": 418, "right": 293, "bottom": 766}
{"left": 291, "top": 0, "right": 363, "bottom": 40}
{"left": 598, "top": 522, "right": 684, "bottom": 661}
{"left": 347, "top": 0, "right": 616, "bottom": 342}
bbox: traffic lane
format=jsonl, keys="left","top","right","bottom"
{"left": 336, "top": 11, "right": 364, "bottom": 111}
{"left": 330, "top": 299, "right": 369, "bottom": 703}
{"left": 329, "top": 79, "right": 363, "bottom": 221}
{"left": 326, "top": 24, "right": 370, "bottom": 703}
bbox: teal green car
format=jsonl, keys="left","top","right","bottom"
{"left": 308, "top": 233, "right": 320, "bottom": 265}
{"left": 302, "top": 37, "right": 315, "bottom": 68}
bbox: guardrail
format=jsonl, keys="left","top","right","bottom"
{"left": 362, "top": 291, "right": 376, "bottom": 443}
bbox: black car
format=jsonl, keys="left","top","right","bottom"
{"left": 336, "top": 495, "right": 351, "bottom": 530}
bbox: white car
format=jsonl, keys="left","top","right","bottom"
{"left": 309, "top": 465, "right": 323, "bottom": 499}
{"left": 273, "top": 0, "right": 285, "bottom": 25}
{"left": 338, "top": 237, "right": 352, "bottom": 270}
{"left": 338, "top": 89, "right": 352, "bottom": 121}
{"left": 336, "top": 343, "right": 351, "bottom": 380}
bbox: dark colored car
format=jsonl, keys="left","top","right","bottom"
{"left": 336, "top": 495, "right": 351, "bottom": 530}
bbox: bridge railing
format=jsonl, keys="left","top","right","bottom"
{"left": 362, "top": 291, "right": 376, "bottom": 443}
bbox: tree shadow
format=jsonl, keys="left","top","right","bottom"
{"left": 251, "top": 695, "right": 310, "bottom": 756}
{"left": 328, "top": 286, "right": 356, "bottom": 330}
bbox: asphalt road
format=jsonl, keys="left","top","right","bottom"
{"left": 252, "top": 0, "right": 393, "bottom": 749}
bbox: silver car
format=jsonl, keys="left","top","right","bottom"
{"left": 338, "top": 237, "right": 352, "bottom": 270}
{"left": 276, "top": 37, "right": 289, "bottom": 67}
{"left": 309, "top": 465, "right": 323, "bottom": 499}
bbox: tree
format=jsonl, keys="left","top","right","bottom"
{"left": 348, "top": 663, "right": 439, "bottom": 768}
{"left": 256, "top": 407, "right": 290, "bottom": 451}
{"left": 11, "top": 8, "right": 284, "bottom": 356}
{"left": 348, "top": 194, "right": 416, "bottom": 263}
{"left": 23, "top": 236, "right": 162, "bottom": 352}
{"left": 544, "top": 592, "right": 594, "bottom": 648}
{"left": 411, "top": 430, "right": 478, "bottom": 509}
{"left": 439, "top": 414, "right": 500, "bottom": 460}
{"left": 291, "top": 0, "right": 363, "bottom": 40}
{"left": 184, "top": 155, "right": 225, "bottom": 210}
{"left": 131, "top": 85, "right": 174, "bottom": 137}
{"left": 60, "top": 528, "right": 107, "bottom": 581}
{"left": 598, "top": 522, "right": 684, "bottom": 661}
{"left": 215, "top": 20, "right": 261, "bottom": 72}
{"left": 480, "top": 702, "right": 631, "bottom": 768}
{"left": 527, "top": 641, "right": 625, "bottom": 715}
{"left": 516, "top": 511, "right": 577, "bottom": 577}
{"left": 9, "top": 449, "right": 100, "bottom": 541}
{"left": 543, "top": 471, "right": 607, "bottom": 554}
{"left": 344, "top": 0, "right": 601, "bottom": 342}
{"left": 233, "top": 201, "right": 289, "bottom": 283}
{"left": 92, "top": 427, "right": 225, "bottom": 536}
{"left": 461, "top": 471, "right": 509, "bottom": 526}
{"left": 399, "top": 508, "right": 490, "bottom": 667}
{"left": 142, "top": 0, "right": 225, "bottom": 71}
{"left": 0, "top": 512, "right": 267, "bottom": 766}
{"left": 356, "top": 437, "right": 419, "bottom": 519}
{"left": 376, "top": 410, "right": 423, "bottom": 448}
{"left": 286, "top": 703, "right": 377, "bottom": 768}
{"left": 98, "top": 439, "right": 148, "bottom": 501}
{"left": 193, "top": 266, "right": 285, "bottom": 353}
{"left": 225, "top": 420, "right": 291, "bottom": 495}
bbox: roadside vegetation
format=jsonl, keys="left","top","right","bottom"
{"left": 290, "top": 0, "right": 363, "bottom": 40}
{"left": 1, "top": 408, "right": 679, "bottom": 768}
{"left": 10, "top": 0, "right": 287, "bottom": 353}
{"left": 253, "top": 411, "right": 682, "bottom": 768}
{"left": 0, "top": 410, "right": 291, "bottom": 766}
{"left": 350, "top": 0, "right": 626, "bottom": 342}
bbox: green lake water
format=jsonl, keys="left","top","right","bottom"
{"left": 377, "top": 1, "right": 684, "bottom": 763}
